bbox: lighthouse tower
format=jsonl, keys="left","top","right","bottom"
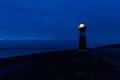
{"left": 78, "top": 22, "right": 87, "bottom": 51}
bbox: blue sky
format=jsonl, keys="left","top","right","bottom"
{"left": 0, "top": 0, "right": 120, "bottom": 44}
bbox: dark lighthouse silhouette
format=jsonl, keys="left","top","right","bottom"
{"left": 78, "top": 22, "right": 87, "bottom": 51}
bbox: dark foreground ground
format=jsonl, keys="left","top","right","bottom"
{"left": 0, "top": 49, "right": 120, "bottom": 80}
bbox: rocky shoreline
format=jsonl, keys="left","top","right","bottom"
{"left": 0, "top": 50, "right": 119, "bottom": 80}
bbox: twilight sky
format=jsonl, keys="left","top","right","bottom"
{"left": 0, "top": 0, "right": 120, "bottom": 44}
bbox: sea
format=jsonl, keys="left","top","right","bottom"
{"left": 0, "top": 40, "right": 101, "bottom": 58}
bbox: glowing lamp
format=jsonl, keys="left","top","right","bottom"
{"left": 78, "top": 23, "right": 86, "bottom": 29}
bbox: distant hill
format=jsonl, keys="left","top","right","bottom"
{"left": 98, "top": 43, "right": 120, "bottom": 48}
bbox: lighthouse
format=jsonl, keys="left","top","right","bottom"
{"left": 78, "top": 22, "right": 87, "bottom": 51}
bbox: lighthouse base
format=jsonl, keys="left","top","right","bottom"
{"left": 77, "top": 49, "right": 87, "bottom": 52}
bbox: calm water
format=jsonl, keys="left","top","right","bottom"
{"left": 0, "top": 41, "right": 76, "bottom": 58}
{"left": 0, "top": 40, "right": 100, "bottom": 58}
{"left": 0, "top": 47, "right": 77, "bottom": 58}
